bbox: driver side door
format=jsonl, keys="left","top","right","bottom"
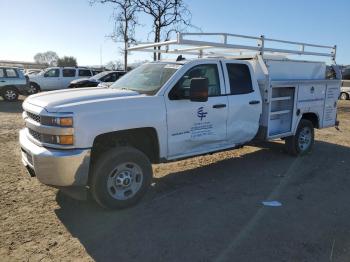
{"left": 42, "top": 68, "right": 61, "bottom": 90}
{"left": 165, "top": 61, "right": 228, "bottom": 159}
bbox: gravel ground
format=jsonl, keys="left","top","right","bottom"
{"left": 0, "top": 98, "right": 349, "bottom": 262}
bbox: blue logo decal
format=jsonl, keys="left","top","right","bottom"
{"left": 197, "top": 107, "right": 207, "bottom": 121}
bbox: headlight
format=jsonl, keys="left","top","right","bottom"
{"left": 52, "top": 117, "right": 73, "bottom": 127}
{"left": 41, "top": 116, "right": 73, "bottom": 127}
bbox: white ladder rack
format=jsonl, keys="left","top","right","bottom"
{"left": 128, "top": 32, "right": 336, "bottom": 62}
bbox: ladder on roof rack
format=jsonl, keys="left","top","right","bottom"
{"left": 128, "top": 32, "right": 337, "bottom": 62}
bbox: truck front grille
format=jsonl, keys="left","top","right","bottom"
{"left": 28, "top": 128, "right": 41, "bottom": 141}
{"left": 26, "top": 111, "right": 41, "bottom": 123}
{"left": 28, "top": 128, "right": 56, "bottom": 144}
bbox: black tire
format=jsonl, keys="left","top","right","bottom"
{"left": 340, "top": 92, "right": 348, "bottom": 100}
{"left": 90, "top": 146, "right": 153, "bottom": 209}
{"left": 285, "top": 119, "right": 314, "bottom": 156}
{"left": 28, "top": 82, "right": 40, "bottom": 95}
{"left": 2, "top": 87, "right": 19, "bottom": 102}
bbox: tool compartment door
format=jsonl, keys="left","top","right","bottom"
{"left": 322, "top": 83, "right": 341, "bottom": 128}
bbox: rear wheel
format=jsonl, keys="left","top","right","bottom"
{"left": 90, "top": 146, "right": 153, "bottom": 209}
{"left": 28, "top": 83, "right": 40, "bottom": 95}
{"left": 2, "top": 87, "right": 19, "bottom": 102}
{"left": 340, "top": 92, "right": 349, "bottom": 100}
{"left": 285, "top": 119, "right": 314, "bottom": 156}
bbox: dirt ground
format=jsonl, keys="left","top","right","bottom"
{"left": 0, "top": 98, "right": 349, "bottom": 262}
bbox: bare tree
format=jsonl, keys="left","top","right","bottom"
{"left": 91, "top": 0, "right": 138, "bottom": 71}
{"left": 105, "top": 59, "right": 123, "bottom": 70}
{"left": 136, "top": 0, "right": 194, "bottom": 61}
{"left": 34, "top": 51, "right": 59, "bottom": 66}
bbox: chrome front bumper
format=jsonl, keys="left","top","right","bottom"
{"left": 19, "top": 129, "right": 91, "bottom": 187}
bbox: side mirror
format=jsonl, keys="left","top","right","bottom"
{"left": 190, "top": 77, "right": 208, "bottom": 102}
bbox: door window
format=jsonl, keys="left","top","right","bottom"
{"left": 45, "top": 69, "right": 60, "bottom": 77}
{"left": 226, "top": 63, "right": 253, "bottom": 95}
{"left": 63, "top": 69, "right": 76, "bottom": 77}
{"left": 79, "top": 69, "right": 92, "bottom": 77}
{"left": 102, "top": 73, "right": 117, "bottom": 82}
{"left": 0, "top": 69, "right": 4, "bottom": 78}
{"left": 5, "top": 68, "right": 18, "bottom": 78}
{"left": 169, "top": 64, "right": 220, "bottom": 99}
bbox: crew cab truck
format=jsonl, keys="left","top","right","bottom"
{"left": 19, "top": 33, "right": 341, "bottom": 209}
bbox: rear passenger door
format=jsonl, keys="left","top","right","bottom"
{"left": 221, "top": 61, "right": 262, "bottom": 144}
{"left": 61, "top": 69, "right": 77, "bottom": 89}
{"left": 2, "top": 68, "right": 19, "bottom": 87}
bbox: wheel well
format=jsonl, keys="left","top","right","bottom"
{"left": 30, "top": 82, "right": 41, "bottom": 90}
{"left": 1, "top": 85, "right": 18, "bottom": 93}
{"left": 341, "top": 92, "right": 349, "bottom": 99}
{"left": 301, "top": 113, "right": 319, "bottom": 128}
{"left": 91, "top": 128, "right": 160, "bottom": 165}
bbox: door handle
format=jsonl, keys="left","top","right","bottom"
{"left": 0, "top": 80, "right": 5, "bottom": 82}
{"left": 249, "top": 100, "right": 260, "bottom": 105}
{"left": 213, "top": 104, "right": 227, "bottom": 109}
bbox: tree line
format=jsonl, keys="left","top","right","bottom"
{"left": 34, "top": 51, "right": 78, "bottom": 67}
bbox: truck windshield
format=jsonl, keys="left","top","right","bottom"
{"left": 110, "top": 63, "right": 181, "bottom": 95}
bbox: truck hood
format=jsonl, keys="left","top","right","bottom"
{"left": 25, "top": 87, "right": 142, "bottom": 112}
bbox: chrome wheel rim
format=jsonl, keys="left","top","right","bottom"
{"left": 298, "top": 127, "right": 312, "bottom": 151}
{"left": 107, "top": 162, "right": 143, "bottom": 200}
{"left": 340, "top": 93, "right": 347, "bottom": 100}
{"left": 4, "top": 90, "right": 17, "bottom": 100}
{"left": 28, "top": 84, "right": 37, "bottom": 94}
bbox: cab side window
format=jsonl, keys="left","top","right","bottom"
{"left": 44, "top": 69, "right": 60, "bottom": 77}
{"left": 226, "top": 63, "right": 253, "bottom": 95}
{"left": 63, "top": 69, "right": 76, "bottom": 77}
{"left": 5, "top": 68, "right": 18, "bottom": 78}
{"left": 342, "top": 69, "right": 350, "bottom": 80}
{"left": 169, "top": 64, "right": 220, "bottom": 100}
{"left": 79, "top": 69, "right": 92, "bottom": 77}
{"left": 102, "top": 73, "right": 117, "bottom": 82}
{"left": 0, "top": 69, "right": 5, "bottom": 78}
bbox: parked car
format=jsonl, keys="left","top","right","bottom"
{"left": 68, "top": 71, "right": 126, "bottom": 88}
{"left": 340, "top": 67, "right": 350, "bottom": 100}
{"left": 0, "top": 67, "right": 29, "bottom": 101}
{"left": 28, "top": 67, "right": 94, "bottom": 92}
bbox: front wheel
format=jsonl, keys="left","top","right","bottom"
{"left": 90, "top": 146, "right": 153, "bottom": 209}
{"left": 28, "top": 83, "right": 40, "bottom": 95}
{"left": 2, "top": 87, "right": 19, "bottom": 101}
{"left": 285, "top": 119, "right": 314, "bottom": 156}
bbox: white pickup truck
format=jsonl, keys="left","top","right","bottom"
{"left": 19, "top": 33, "right": 341, "bottom": 209}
